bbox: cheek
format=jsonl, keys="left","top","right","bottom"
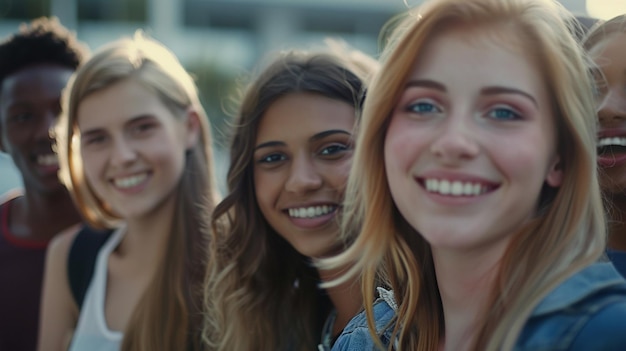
{"left": 149, "top": 138, "right": 187, "bottom": 174}
{"left": 80, "top": 153, "right": 108, "bottom": 200}
{"left": 80, "top": 150, "right": 101, "bottom": 183}
{"left": 253, "top": 169, "right": 277, "bottom": 214}
{"left": 323, "top": 159, "right": 352, "bottom": 195}
{"left": 490, "top": 131, "right": 555, "bottom": 184}
{"left": 384, "top": 117, "right": 423, "bottom": 177}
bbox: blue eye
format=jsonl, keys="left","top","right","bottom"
{"left": 488, "top": 107, "right": 521, "bottom": 120}
{"left": 408, "top": 101, "right": 440, "bottom": 114}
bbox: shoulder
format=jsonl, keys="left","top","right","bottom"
{"left": 517, "top": 263, "right": 626, "bottom": 350}
{"left": 47, "top": 225, "right": 81, "bottom": 262}
{"left": 567, "top": 299, "right": 626, "bottom": 351}
{"left": 606, "top": 249, "right": 626, "bottom": 278}
{"left": 0, "top": 189, "right": 22, "bottom": 205}
{"left": 332, "top": 289, "right": 396, "bottom": 351}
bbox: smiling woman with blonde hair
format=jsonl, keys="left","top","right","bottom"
{"left": 38, "top": 33, "right": 218, "bottom": 351}
{"left": 324, "top": 0, "right": 626, "bottom": 350}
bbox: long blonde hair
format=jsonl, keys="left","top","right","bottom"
{"left": 56, "top": 33, "right": 219, "bottom": 351}
{"left": 322, "top": 0, "right": 605, "bottom": 350}
{"left": 202, "top": 47, "right": 376, "bottom": 350}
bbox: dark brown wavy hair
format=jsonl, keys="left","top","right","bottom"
{"left": 203, "top": 45, "right": 377, "bottom": 350}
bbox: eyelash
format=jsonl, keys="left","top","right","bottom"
{"left": 256, "top": 142, "right": 351, "bottom": 165}
{"left": 257, "top": 153, "right": 286, "bottom": 164}
{"left": 132, "top": 122, "right": 156, "bottom": 134}
{"left": 486, "top": 106, "right": 523, "bottom": 121}
{"left": 406, "top": 100, "right": 442, "bottom": 115}
{"left": 319, "top": 143, "right": 350, "bottom": 156}
{"left": 404, "top": 98, "right": 524, "bottom": 122}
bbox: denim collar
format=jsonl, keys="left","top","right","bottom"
{"left": 532, "top": 262, "right": 626, "bottom": 316}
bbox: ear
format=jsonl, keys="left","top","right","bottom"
{"left": 545, "top": 155, "right": 563, "bottom": 187}
{"left": 184, "top": 108, "right": 201, "bottom": 150}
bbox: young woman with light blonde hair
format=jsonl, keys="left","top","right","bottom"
{"left": 38, "top": 33, "right": 218, "bottom": 351}
{"left": 324, "top": 0, "right": 626, "bottom": 350}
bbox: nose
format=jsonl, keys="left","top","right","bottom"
{"left": 598, "top": 88, "right": 626, "bottom": 125}
{"left": 430, "top": 116, "right": 479, "bottom": 165}
{"left": 110, "top": 137, "right": 137, "bottom": 167}
{"left": 285, "top": 152, "right": 322, "bottom": 194}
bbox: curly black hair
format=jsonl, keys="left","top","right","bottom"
{"left": 0, "top": 16, "right": 89, "bottom": 85}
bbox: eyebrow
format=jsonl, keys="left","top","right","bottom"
{"left": 406, "top": 79, "right": 538, "bottom": 108}
{"left": 310, "top": 129, "right": 352, "bottom": 142}
{"left": 80, "top": 114, "right": 155, "bottom": 135}
{"left": 481, "top": 86, "right": 538, "bottom": 108}
{"left": 254, "top": 141, "right": 285, "bottom": 151}
{"left": 254, "top": 129, "right": 352, "bottom": 151}
{"left": 406, "top": 79, "right": 447, "bottom": 92}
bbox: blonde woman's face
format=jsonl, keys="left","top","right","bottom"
{"left": 589, "top": 32, "right": 626, "bottom": 195}
{"left": 384, "top": 28, "right": 562, "bottom": 256}
{"left": 253, "top": 93, "right": 355, "bottom": 258}
{"left": 77, "top": 79, "right": 196, "bottom": 220}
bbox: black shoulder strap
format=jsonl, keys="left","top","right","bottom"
{"left": 67, "top": 226, "right": 114, "bottom": 309}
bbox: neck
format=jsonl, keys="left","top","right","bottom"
{"left": 318, "top": 266, "right": 363, "bottom": 337}
{"left": 116, "top": 194, "right": 178, "bottom": 269}
{"left": 432, "top": 242, "right": 506, "bottom": 351}
{"left": 11, "top": 188, "right": 81, "bottom": 242}
{"left": 606, "top": 193, "right": 626, "bottom": 251}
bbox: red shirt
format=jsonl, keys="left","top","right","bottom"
{"left": 0, "top": 194, "right": 50, "bottom": 351}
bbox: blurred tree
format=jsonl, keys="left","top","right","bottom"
{"left": 186, "top": 60, "right": 241, "bottom": 148}
{"left": 78, "top": 0, "right": 145, "bottom": 22}
{"left": 0, "top": 0, "right": 50, "bottom": 19}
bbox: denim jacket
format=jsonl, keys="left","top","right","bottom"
{"left": 606, "top": 249, "right": 626, "bottom": 278}
{"left": 330, "top": 288, "right": 396, "bottom": 351}
{"left": 329, "top": 263, "right": 626, "bottom": 351}
{"left": 515, "top": 262, "right": 626, "bottom": 350}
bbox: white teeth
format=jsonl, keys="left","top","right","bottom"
{"left": 113, "top": 173, "right": 148, "bottom": 189}
{"left": 37, "top": 154, "right": 58, "bottom": 166}
{"left": 288, "top": 205, "right": 336, "bottom": 219}
{"left": 424, "top": 178, "right": 488, "bottom": 196}
{"left": 598, "top": 137, "right": 626, "bottom": 147}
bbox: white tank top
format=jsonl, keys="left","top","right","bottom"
{"left": 69, "top": 227, "right": 125, "bottom": 351}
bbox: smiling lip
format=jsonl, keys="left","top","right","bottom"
{"left": 597, "top": 129, "right": 626, "bottom": 168}
{"left": 415, "top": 172, "right": 500, "bottom": 205}
{"left": 32, "top": 152, "right": 60, "bottom": 176}
{"left": 598, "top": 154, "right": 626, "bottom": 168}
{"left": 598, "top": 129, "right": 626, "bottom": 139}
{"left": 283, "top": 203, "right": 339, "bottom": 229}
{"left": 110, "top": 172, "right": 151, "bottom": 194}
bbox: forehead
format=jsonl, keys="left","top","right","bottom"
{"left": 255, "top": 92, "right": 356, "bottom": 143}
{"left": 0, "top": 64, "right": 73, "bottom": 104}
{"left": 589, "top": 32, "right": 626, "bottom": 64}
{"left": 408, "top": 26, "right": 546, "bottom": 96}
{"left": 77, "top": 78, "right": 172, "bottom": 130}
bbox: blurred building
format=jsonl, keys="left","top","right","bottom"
{"left": 0, "top": 0, "right": 410, "bottom": 71}
{"left": 0, "top": 0, "right": 590, "bottom": 67}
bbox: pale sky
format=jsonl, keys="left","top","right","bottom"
{"left": 587, "top": 0, "right": 626, "bottom": 20}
